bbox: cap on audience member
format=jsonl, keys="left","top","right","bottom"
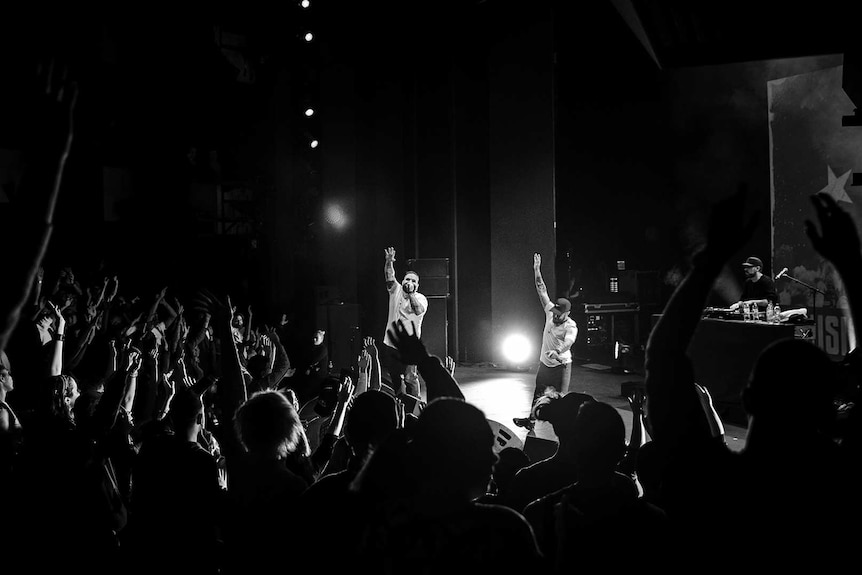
{"left": 536, "top": 391, "right": 595, "bottom": 439}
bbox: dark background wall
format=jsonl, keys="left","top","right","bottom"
{"left": 0, "top": 2, "right": 855, "bottom": 366}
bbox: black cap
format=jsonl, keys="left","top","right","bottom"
{"left": 742, "top": 256, "right": 763, "bottom": 268}
{"left": 553, "top": 298, "right": 571, "bottom": 314}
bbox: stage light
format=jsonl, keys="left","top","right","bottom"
{"left": 305, "top": 108, "right": 315, "bottom": 117}
{"left": 324, "top": 202, "right": 348, "bottom": 230}
{"left": 310, "top": 139, "right": 319, "bottom": 149}
{"left": 305, "top": 32, "right": 314, "bottom": 42}
{"left": 502, "top": 333, "right": 532, "bottom": 366}
{"left": 300, "top": 0, "right": 310, "bottom": 7}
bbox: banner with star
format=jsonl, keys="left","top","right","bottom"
{"left": 768, "top": 64, "right": 861, "bottom": 358}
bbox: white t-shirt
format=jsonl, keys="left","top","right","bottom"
{"left": 540, "top": 301, "right": 578, "bottom": 368}
{"left": 383, "top": 282, "right": 428, "bottom": 348}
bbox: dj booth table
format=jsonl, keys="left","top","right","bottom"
{"left": 687, "top": 318, "right": 796, "bottom": 425}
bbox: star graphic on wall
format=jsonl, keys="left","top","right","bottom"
{"left": 818, "top": 166, "right": 853, "bottom": 204}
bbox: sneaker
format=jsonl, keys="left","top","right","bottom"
{"left": 512, "top": 417, "right": 535, "bottom": 431}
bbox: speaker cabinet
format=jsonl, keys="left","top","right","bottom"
{"left": 407, "top": 258, "right": 450, "bottom": 297}
{"left": 421, "top": 296, "right": 449, "bottom": 359}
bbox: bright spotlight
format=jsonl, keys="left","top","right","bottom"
{"left": 300, "top": 0, "right": 310, "bottom": 8}
{"left": 324, "top": 202, "right": 348, "bottom": 230}
{"left": 304, "top": 108, "right": 315, "bottom": 117}
{"left": 304, "top": 32, "right": 314, "bottom": 42}
{"left": 310, "top": 139, "right": 319, "bottom": 149}
{"left": 502, "top": 333, "right": 532, "bottom": 365}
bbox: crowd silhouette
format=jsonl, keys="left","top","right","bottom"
{"left": 1, "top": 64, "right": 861, "bottom": 574}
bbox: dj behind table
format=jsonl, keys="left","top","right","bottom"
{"left": 681, "top": 307, "right": 811, "bottom": 425}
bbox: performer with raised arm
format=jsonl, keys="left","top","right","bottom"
{"left": 513, "top": 253, "right": 578, "bottom": 431}
{"left": 380, "top": 247, "right": 428, "bottom": 398}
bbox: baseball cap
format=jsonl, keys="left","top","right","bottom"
{"left": 742, "top": 256, "right": 763, "bottom": 268}
{"left": 553, "top": 298, "right": 571, "bottom": 314}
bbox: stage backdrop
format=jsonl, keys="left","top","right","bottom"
{"left": 768, "top": 64, "right": 861, "bottom": 359}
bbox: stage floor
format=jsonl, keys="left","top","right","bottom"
{"left": 442, "top": 362, "right": 748, "bottom": 454}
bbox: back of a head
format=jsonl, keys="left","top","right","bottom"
{"left": 345, "top": 390, "right": 399, "bottom": 454}
{"left": 572, "top": 401, "right": 626, "bottom": 475}
{"left": 746, "top": 339, "right": 838, "bottom": 427}
{"left": 537, "top": 392, "right": 595, "bottom": 442}
{"left": 169, "top": 387, "right": 204, "bottom": 430}
{"left": 493, "top": 447, "right": 531, "bottom": 492}
{"left": 246, "top": 354, "right": 270, "bottom": 380}
{"left": 234, "top": 390, "right": 303, "bottom": 458}
{"left": 410, "top": 398, "right": 496, "bottom": 488}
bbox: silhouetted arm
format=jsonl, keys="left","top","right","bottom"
{"left": 645, "top": 186, "right": 758, "bottom": 448}
{"left": 387, "top": 320, "right": 464, "bottom": 401}
{"left": 0, "top": 63, "right": 76, "bottom": 356}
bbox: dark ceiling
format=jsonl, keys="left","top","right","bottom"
{"left": 613, "top": 0, "right": 861, "bottom": 69}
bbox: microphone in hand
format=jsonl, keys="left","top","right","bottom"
{"left": 775, "top": 267, "right": 788, "bottom": 280}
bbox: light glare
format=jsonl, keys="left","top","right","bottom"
{"left": 502, "top": 333, "right": 532, "bottom": 365}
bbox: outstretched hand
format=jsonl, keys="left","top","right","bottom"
{"left": 386, "top": 320, "right": 429, "bottom": 365}
{"left": 626, "top": 388, "right": 645, "bottom": 414}
{"left": 363, "top": 336, "right": 378, "bottom": 358}
{"left": 384, "top": 247, "right": 396, "bottom": 262}
{"left": 534, "top": 253, "right": 542, "bottom": 269}
{"left": 694, "top": 383, "right": 715, "bottom": 411}
{"left": 444, "top": 356, "right": 456, "bottom": 376}
{"left": 805, "top": 192, "right": 862, "bottom": 271}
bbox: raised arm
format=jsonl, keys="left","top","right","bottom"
{"left": 0, "top": 62, "right": 76, "bottom": 355}
{"left": 47, "top": 301, "right": 66, "bottom": 377}
{"left": 645, "top": 186, "right": 758, "bottom": 446}
{"left": 533, "top": 253, "right": 551, "bottom": 309}
{"left": 384, "top": 247, "right": 397, "bottom": 290}
{"left": 365, "top": 336, "right": 382, "bottom": 391}
{"left": 387, "top": 320, "right": 464, "bottom": 401}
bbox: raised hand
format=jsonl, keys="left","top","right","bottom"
{"left": 127, "top": 348, "right": 143, "bottom": 374}
{"left": 107, "top": 276, "right": 119, "bottom": 302}
{"left": 805, "top": 192, "right": 862, "bottom": 270}
{"left": 358, "top": 349, "right": 371, "bottom": 371}
{"left": 534, "top": 253, "right": 542, "bottom": 269}
{"left": 363, "top": 336, "right": 379, "bottom": 358}
{"left": 444, "top": 356, "right": 456, "bottom": 376}
{"left": 48, "top": 301, "right": 66, "bottom": 332}
{"left": 384, "top": 247, "right": 396, "bottom": 262}
{"left": 627, "top": 388, "right": 645, "bottom": 414}
{"left": 386, "top": 320, "right": 429, "bottom": 365}
{"left": 693, "top": 383, "right": 715, "bottom": 412}
{"left": 337, "top": 376, "right": 355, "bottom": 403}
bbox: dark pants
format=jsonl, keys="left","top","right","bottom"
{"left": 379, "top": 343, "right": 421, "bottom": 398}
{"left": 529, "top": 362, "right": 572, "bottom": 418}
